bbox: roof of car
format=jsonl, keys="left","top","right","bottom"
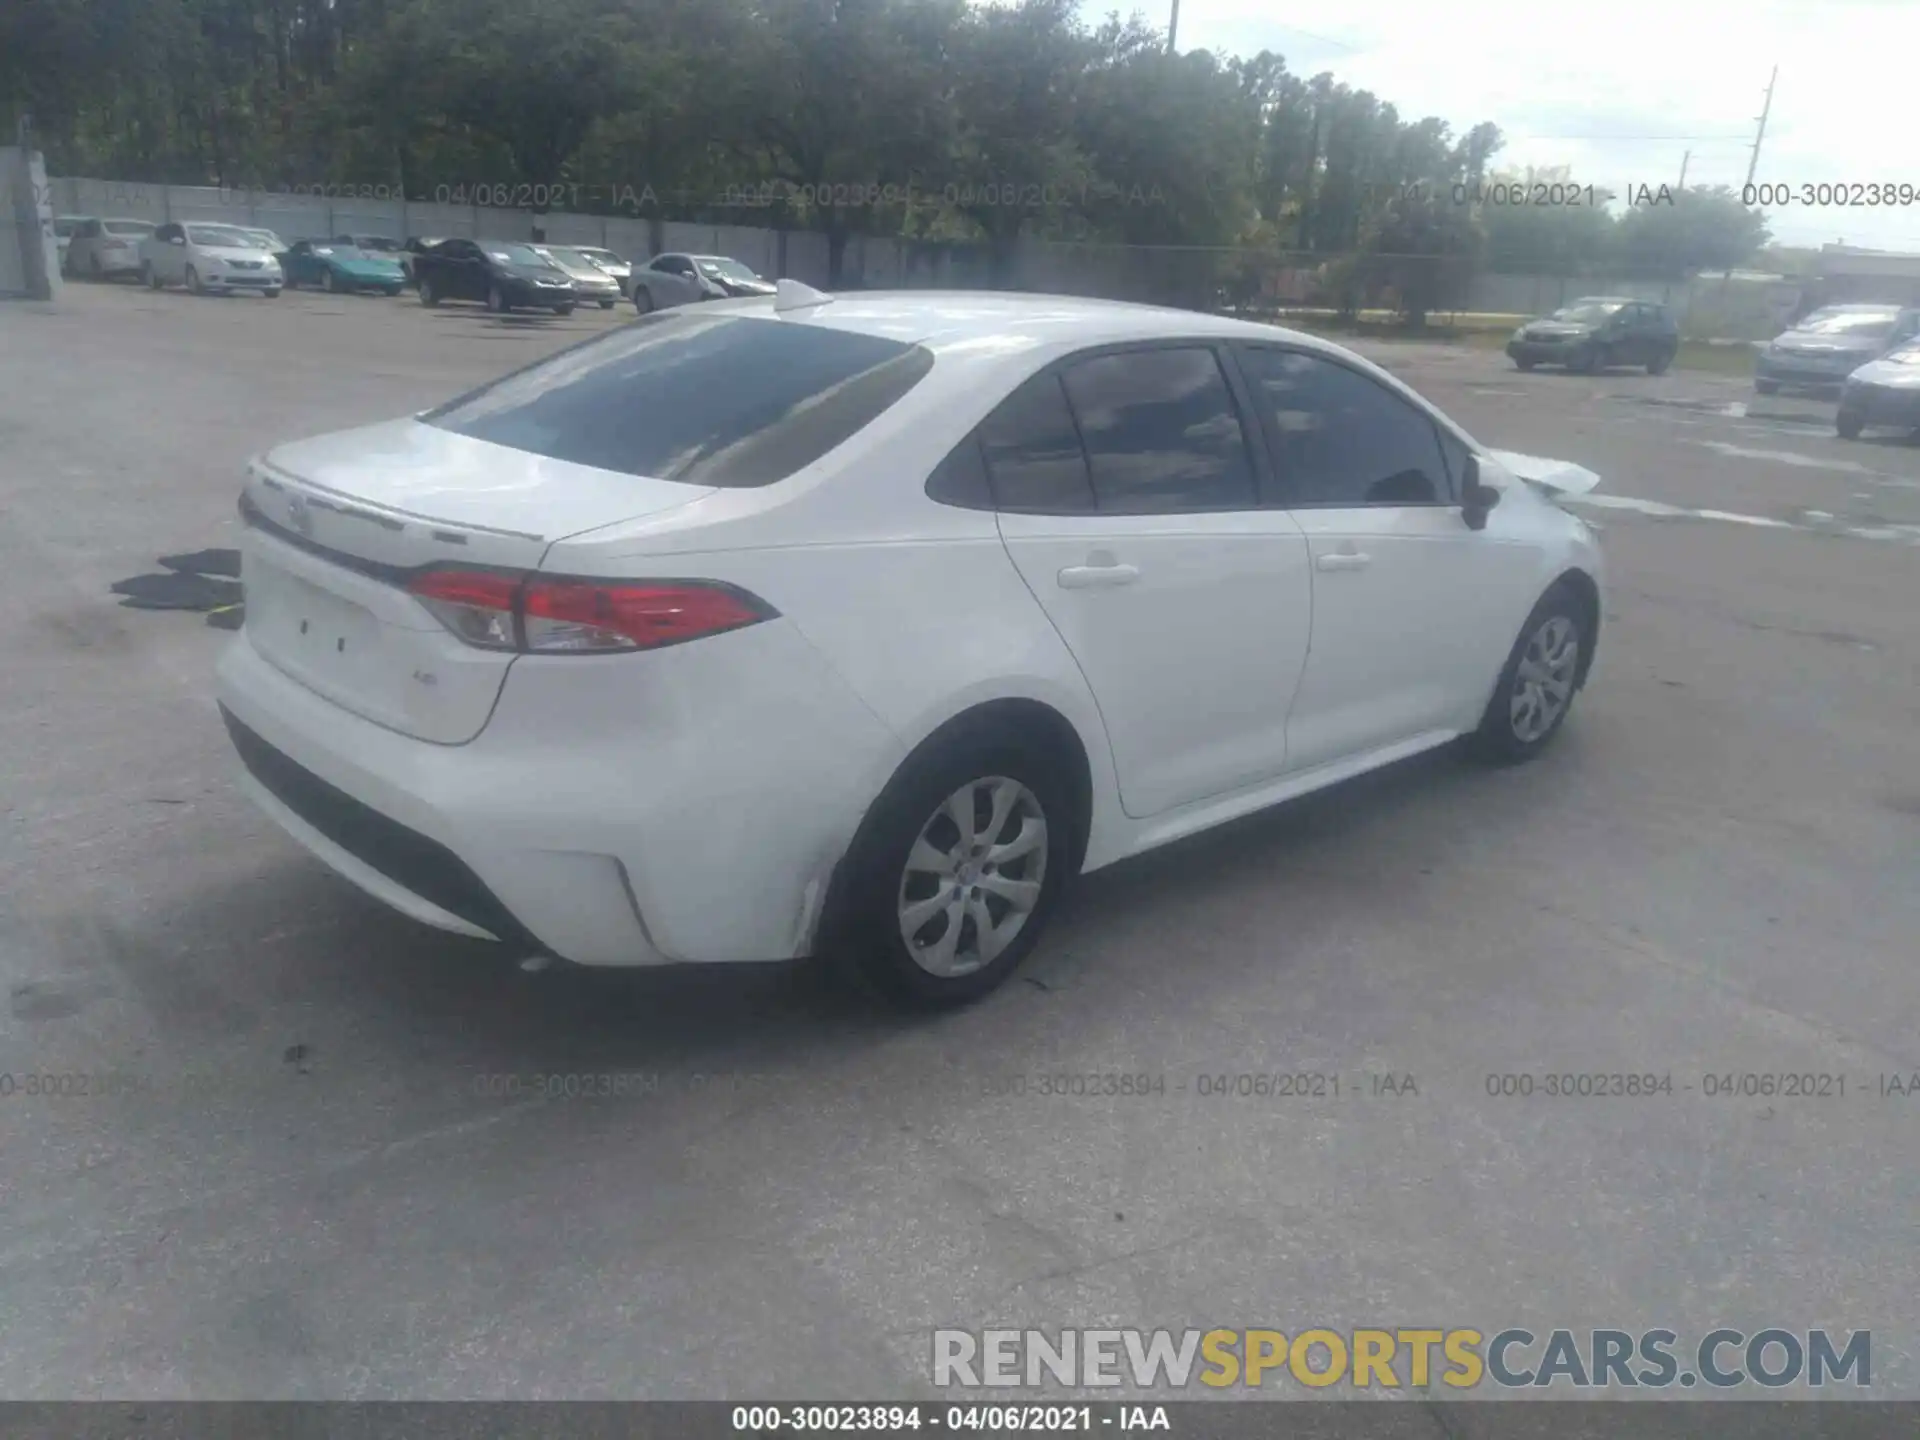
{"left": 1572, "top": 296, "right": 1644, "bottom": 304}
{"left": 701, "top": 289, "right": 1326, "bottom": 357}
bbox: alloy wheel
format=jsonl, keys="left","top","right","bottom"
{"left": 895, "top": 777, "right": 1049, "bottom": 979}
{"left": 1509, "top": 615, "right": 1580, "bottom": 743}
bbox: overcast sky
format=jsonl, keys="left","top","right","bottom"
{"left": 1169, "top": 0, "right": 1920, "bottom": 251}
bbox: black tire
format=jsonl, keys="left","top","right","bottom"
{"left": 263, "top": 287, "right": 280, "bottom": 298}
{"left": 143, "top": 263, "right": 160, "bottom": 290}
{"left": 1646, "top": 347, "right": 1674, "bottom": 375}
{"left": 1754, "top": 378, "right": 1779, "bottom": 395}
{"left": 487, "top": 283, "right": 510, "bottom": 314}
{"left": 1470, "top": 583, "right": 1592, "bottom": 765}
{"left": 1836, "top": 410, "right": 1864, "bottom": 440}
{"left": 384, "top": 286, "right": 403, "bottom": 297}
{"left": 90, "top": 253, "right": 103, "bottom": 280}
{"left": 418, "top": 275, "right": 439, "bottom": 306}
{"left": 825, "top": 730, "right": 1077, "bottom": 1009}
{"left": 1514, "top": 358, "right": 1537, "bottom": 372}
{"left": 598, "top": 298, "right": 616, "bottom": 309}
{"left": 553, "top": 303, "right": 575, "bottom": 316}
{"left": 633, "top": 286, "right": 654, "bottom": 315}
{"left": 1572, "top": 344, "right": 1605, "bottom": 375}
{"left": 322, "top": 268, "right": 337, "bottom": 293}
{"left": 186, "top": 265, "right": 203, "bottom": 296}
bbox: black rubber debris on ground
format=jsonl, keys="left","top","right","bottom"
{"left": 111, "top": 572, "right": 243, "bottom": 611}
{"left": 159, "top": 547, "right": 242, "bottom": 578}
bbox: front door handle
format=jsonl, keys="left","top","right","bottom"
{"left": 1058, "top": 561, "right": 1140, "bottom": 589}
{"left": 1315, "top": 550, "right": 1372, "bottom": 573}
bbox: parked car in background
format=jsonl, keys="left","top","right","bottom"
{"left": 217, "top": 287, "right": 1605, "bottom": 1008}
{"left": 54, "top": 216, "right": 93, "bottom": 274}
{"left": 334, "top": 234, "right": 405, "bottom": 256}
{"left": 237, "top": 227, "right": 288, "bottom": 254}
{"left": 282, "top": 240, "right": 407, "bottom": 295}
{"left": 400, "top": 237, "right": 447, "bottom": 284}
{"left": 1836, "top": 341, "right": 1920, "bottom": 439}
{"left": 66, "top": 217, "right": 156, "bottom": 280}
{"left": 140, "top": 221, "right": 283, "bottom": 296}
{"left": 531, "top": 245, "right": 622, "bottom": 308}
{"left": 412, "top": 238, "right": 577, "bottom": 314}
{"left": 1506, "top": 298, "right": 1679, "bottom": 375}
{"left": 629, "top": 253, "right": 778, "bottom": 313}
{"left": 1754, "top": 304, "right": 1920, "bottom": 395}
{"left": 571, "top": 246, "right": 632, "bottom": 290}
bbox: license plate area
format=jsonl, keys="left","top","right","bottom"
{"left": 250, "top": 567, "right": 383, "bottom": 682}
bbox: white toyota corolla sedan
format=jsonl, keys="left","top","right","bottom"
{"left": 217, "top": 284, "right": 1606, "bottom": 1007}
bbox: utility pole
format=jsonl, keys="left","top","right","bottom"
{"left": 1742, "top": 65, "right": 1778, "bottom": 192}
{"left": 1725, "top": 66, "right": 1776, "bottom": 284}
{"left": 1167, "top": 0, "right": 1179, "bottom": 51}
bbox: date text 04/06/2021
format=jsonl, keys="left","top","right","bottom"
{"left": 730, "top": 1405, "right": 1169, "bottom": 1432}
{"left": 978, "top": 1072, "right": 1417, "bottom": 1098}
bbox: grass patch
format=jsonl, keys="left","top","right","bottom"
{"left": 1451, "top": 329, "right": 1760, "bottom": 376}
{"left": 1272, "top": 312, "right": 1761, "bottom": 377}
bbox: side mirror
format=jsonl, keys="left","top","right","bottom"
{"left": 170, "top": 235, "right": 186, "bottom": 246}
{"left": 1460, "top": 455, "right": 1501, "bottom": 532}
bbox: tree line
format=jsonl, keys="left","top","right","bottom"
{"left": 2, "top": 0, "right": 1770, "bottom": 297}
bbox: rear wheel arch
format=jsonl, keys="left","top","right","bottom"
{"left": 814, "top": 696, "right": 1096, "bottom": 957}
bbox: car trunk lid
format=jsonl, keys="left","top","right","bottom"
{"left": 239, "top": 419, "right": 716, "bottom": 742}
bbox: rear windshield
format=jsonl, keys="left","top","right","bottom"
{"left": 424, "top": 311, "right": 935, "bottom": 487}
{"left": 104, "top": 220, "right": 154, "bottom": 237}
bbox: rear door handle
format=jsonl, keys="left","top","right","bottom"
{"left": 1058, "top": 562, "right": 1140, "bottom": 589}
{"left": 1315, "top": 551, "right": 1372, "bottom": 572}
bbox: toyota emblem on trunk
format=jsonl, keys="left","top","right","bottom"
{"left": 285, "top": 491, "right": 312, "bottom": 535}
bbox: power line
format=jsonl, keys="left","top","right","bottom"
{"left": 1510, "top": 134, "right": 1752, "bottom": 143}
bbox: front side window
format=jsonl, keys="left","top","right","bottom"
{"left": 1059, "top": 347, "right": 1255, "bottom": 513}
{"left": 426, "top": 311, "right": 933, "bottom": 487}
{"left": 1237, "top": 347, "right": 1451, "bottom": 508}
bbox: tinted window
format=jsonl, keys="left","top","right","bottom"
{"left": 1060, "top": 348, "right": 1254, "bottom": 512}
{"left": 425, "top": 312, "right": 933, "bottom": 487}
{"left": 1237, "top": 348, "right": 1450, "bottom": 507}
{"left": 924, "top": 436, "right": 994, "bottom": 510}
{"left": 978, "top": 374, "right": 1094, "bottom": 513}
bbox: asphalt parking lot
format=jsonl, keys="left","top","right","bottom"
{"left": 2, "top": 281, "right": 1917, "bottom": 1404}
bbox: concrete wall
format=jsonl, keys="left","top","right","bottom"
{"left": 42, "top": 176, "right": 1807, "bottom": 330}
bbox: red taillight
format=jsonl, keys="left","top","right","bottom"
{"left": 407, "top": 568, "right": 522, "bottom": 651}
{"left": 405, "top": 568, "right": 772, "bottom": 654}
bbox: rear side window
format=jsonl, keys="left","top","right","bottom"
{"left": 1059, "top": 347, "right": 1255, "bottom": 512}
{"left": 425, "top": 312, "right": 934, "bottom": 487}
{"left": 978, "top": 374, "right": 1095, "bottom": 513}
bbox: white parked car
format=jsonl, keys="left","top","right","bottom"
{"left": 141, "top": 221, "right": 283, "bottom": 296}
{"left": 65, "top": 217, "right": 155, "bottom": 279}
{"left": 571, "top": 245, "right": 632, "bottom": 290}
{"left": 217, "top": 286, "right": 1605, "bottom": 1007}
{"left": 54, "top": 215, "right": 93, "bottom": 273}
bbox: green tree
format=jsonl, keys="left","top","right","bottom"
{"left": 1615, "top": 183, "right": 1770, "bottom": 278}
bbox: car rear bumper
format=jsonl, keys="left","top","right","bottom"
{"left": 1840, "top": 382, "right": 1920, "bottom": 426}
{"left": 90, "top": 251, "right": 145, "bottom": 275}
{"left": 1753, "top": 356, "right": 1855, "bottom": 388}
{"left": 215, "top": 613, "right": 903, "bottom": 967}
